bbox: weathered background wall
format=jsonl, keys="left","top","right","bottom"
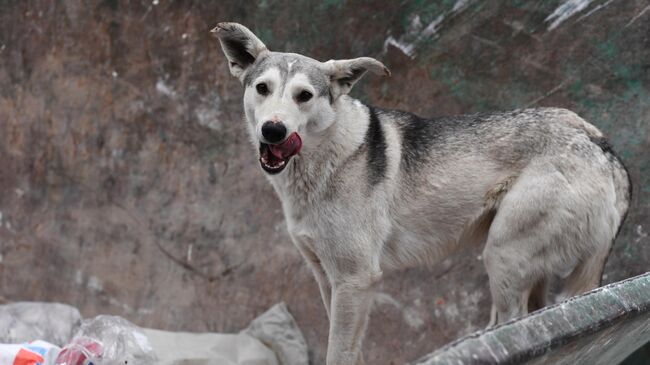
{"left": 0, "top": 1, "right": 648, "bottom": 363}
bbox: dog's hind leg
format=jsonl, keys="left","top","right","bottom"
{"left": 559, "top": 244, "right": 610, "bottom": 300}
{"left": 484, "top": 256, "right": 536, "bottom": 325}
{"left": 482, "top": 159, "right": 614, "bottom": 325}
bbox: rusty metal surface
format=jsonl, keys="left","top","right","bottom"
{"left": 0, "top": 1, "right": 648, "bottom": 364}
{"left": 413, "top": 272, "right": 650, "bottom": 365}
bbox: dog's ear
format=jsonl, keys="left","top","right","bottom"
{"left": 211, "top": 22, "right": 268, "bottom": 81}
{"left": 324, "top": 57, "right": 390, "bottom": 99}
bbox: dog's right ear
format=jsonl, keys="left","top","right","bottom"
{"left": 323, "top": 57, "right": 391, "bottom": 99}
{"left": 211, "top": 22, "right": 268, "bottom": 81}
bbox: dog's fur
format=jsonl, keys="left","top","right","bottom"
{"left": 213, "top": 23, "right": 631, "bottom": 365}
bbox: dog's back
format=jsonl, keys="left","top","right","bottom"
{"left": 374, "top": 107, "right": 630, "bottom": 322}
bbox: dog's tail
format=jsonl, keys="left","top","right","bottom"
{"left": 561, "top": 137, "right": 632, "bottom": 299}
{"left": 459, "top": 175, "right": 519, "bottom": 248}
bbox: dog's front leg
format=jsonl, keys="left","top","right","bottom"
{"left": 299, "top": 246, "right": 332, "bottom": 319}
{"left": 312, "top": 263, "right": 332, "bottom": 320}
{"left": 326, "top": 276, "right": 377, "bottom": 365}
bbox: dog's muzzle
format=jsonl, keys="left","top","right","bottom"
{"left": 259, "top": 132, "right": 302, "bottom": 174}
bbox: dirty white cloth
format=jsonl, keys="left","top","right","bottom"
{"left": 144, "top": 303, "right": 309, "bottom": 365}
{"left": 0, "top": 302, "right": 81, "bottom": 346}
{"left": 243, "top": 303, "right": 309, "bottom": 365}
{"left": 143, "top": 329, "right": 278, "bottom": 365}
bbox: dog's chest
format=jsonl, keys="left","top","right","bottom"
{"left": 283, "top": 198, "right": 354, "bottom": 254}
{"left": 285, "top": 213, "right": 323, "bottom": 254}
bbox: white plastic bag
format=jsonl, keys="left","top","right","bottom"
{"left": 55, "top": 315, "right": 156, "bottom": 365}
{"left": 0, "top": 302, "right": 81, "bottom": 346}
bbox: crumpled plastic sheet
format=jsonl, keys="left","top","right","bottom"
{"left": 0, "top": 302, "right": 81, "bottom": 346}
{"left": 61, "top": 315, "right": 158, "bottom": 364}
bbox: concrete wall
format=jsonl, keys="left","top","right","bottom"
{"left": 0, "top": 1, "right": 648, "bottom": 363}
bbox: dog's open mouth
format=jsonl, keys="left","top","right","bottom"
{"left": 259, "top": 132, "right": 302, "bottom": 174}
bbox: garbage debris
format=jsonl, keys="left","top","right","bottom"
{"left": 0, "top": 302, "right": 308, "bottom": 365}
{"left": 55, "top": 315, "right": 157, "bottom": 365}
{"left": 143, "top": 328, "right": 278, "bottom": 365}
{"left": 143, "top": 303, "right": 309, "bottom": 365}
{"left": 243, "top": 303, "right": 309, "bottom": 365}
{"left": 0, "top": 340, "right": 61, "bottom": 365}
{"left": 0, "top": 302, "right": 81, "bottom": 346}
{"left": 55, "top": 336, "right": 102, "bottom": 365}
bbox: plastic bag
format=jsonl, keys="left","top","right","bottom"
{"left": 55, "top": 316, "right": 156, "bottom": 365}
{"left": 0, "top": 302, "right": 82, "bottom": 346}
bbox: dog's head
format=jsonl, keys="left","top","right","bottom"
{"left": 212, "top": 22, "right": 390, "bottom": 174}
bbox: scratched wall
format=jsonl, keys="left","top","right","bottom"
{"left": 0, "top": 1, "right": 648, "bottom": 364}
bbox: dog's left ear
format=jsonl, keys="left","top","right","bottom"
{"left": 211, "top": 22, "right": 268, "bottom": 81}
{"left": 324, "top": 57, "right": 390, "bottom": 99}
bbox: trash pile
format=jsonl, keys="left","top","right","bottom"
{"left": 0, "top": 302, "right": 308, "bottom": 365}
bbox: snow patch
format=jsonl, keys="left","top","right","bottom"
{"left": 87, "top": 275, "right": 104, "bottom": 292}
{"left": 453, "top": 0, "right": 471, "bottom": 12}
{"left": 383, "top": 36, "right": 417, "bottom": 58}
{"left": 383, "top": 2, "right": 471, "bottom": 58}
{"left": 635, "top": 225, "right": 648, "bottom": 243}
{"left": 545, "top": 0, "right": 595, "bottom": 31}
{"left": 374, "top": 292, "right": 426, "bottom": 330}
{"left": 156, "top": 79, "right": 176, "bottom": 98}
{"left": 75, "top": 270, "right": 83, "bottom": 285}
{"left": 627, "top": 4, "right": 650, "bottom": 27}
{"left": 195, "top": 92, "right": 223, "bottom": 130}
{"left": 383, "top": 14, "right": 445, "bottom": 58}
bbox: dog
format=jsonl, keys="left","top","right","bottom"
{"left": 212, "top": 22, "right": 631, "bottom": 365}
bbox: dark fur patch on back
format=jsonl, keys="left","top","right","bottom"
{"left": 397, "top": 111, "right": 494, "bottom": 172}
{"left": 590, "top": 135, "right": 632, "bottom": 200}
{"left": 400, "top": 113, "right": 438, "bottom": 171}
{"left": 589, "top": 135, "right": 633, "bottom": 258}
{"left": 365, "top": 106, "right": 387, "bottom": 186}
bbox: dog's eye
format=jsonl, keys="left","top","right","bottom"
{"left": 256, "top": 83, "right": 269, "bottom": 96}
{"left": 296, "top": 90, "right": 313, "bottom": 103}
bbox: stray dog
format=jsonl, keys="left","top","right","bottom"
{"left": 212, "top": 22, "right": 631, "bottom": 365}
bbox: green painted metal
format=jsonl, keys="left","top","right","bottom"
{"left": 413, "top": 272, "right": 650, "bottom": 365}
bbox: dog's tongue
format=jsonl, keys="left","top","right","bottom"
{"left": 269, "top": 132, "right": 302, "bottom": 159}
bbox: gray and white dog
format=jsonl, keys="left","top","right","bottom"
{"left": 212, "top": 22, "right": 631, "bottom": 365}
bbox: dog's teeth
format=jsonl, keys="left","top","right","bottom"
{"left": 261, "top": 156, "right": 268, "bottom": 163}
{"left": 278, "top": 160, "right": 285, "bottom": 166}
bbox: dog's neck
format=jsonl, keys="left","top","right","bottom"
{"left": 268, "top": 96, "right": 370, "bottom": 218}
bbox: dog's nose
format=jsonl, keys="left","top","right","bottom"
{"left": 261, "top": 121, "right": 287, "bottom": 144}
